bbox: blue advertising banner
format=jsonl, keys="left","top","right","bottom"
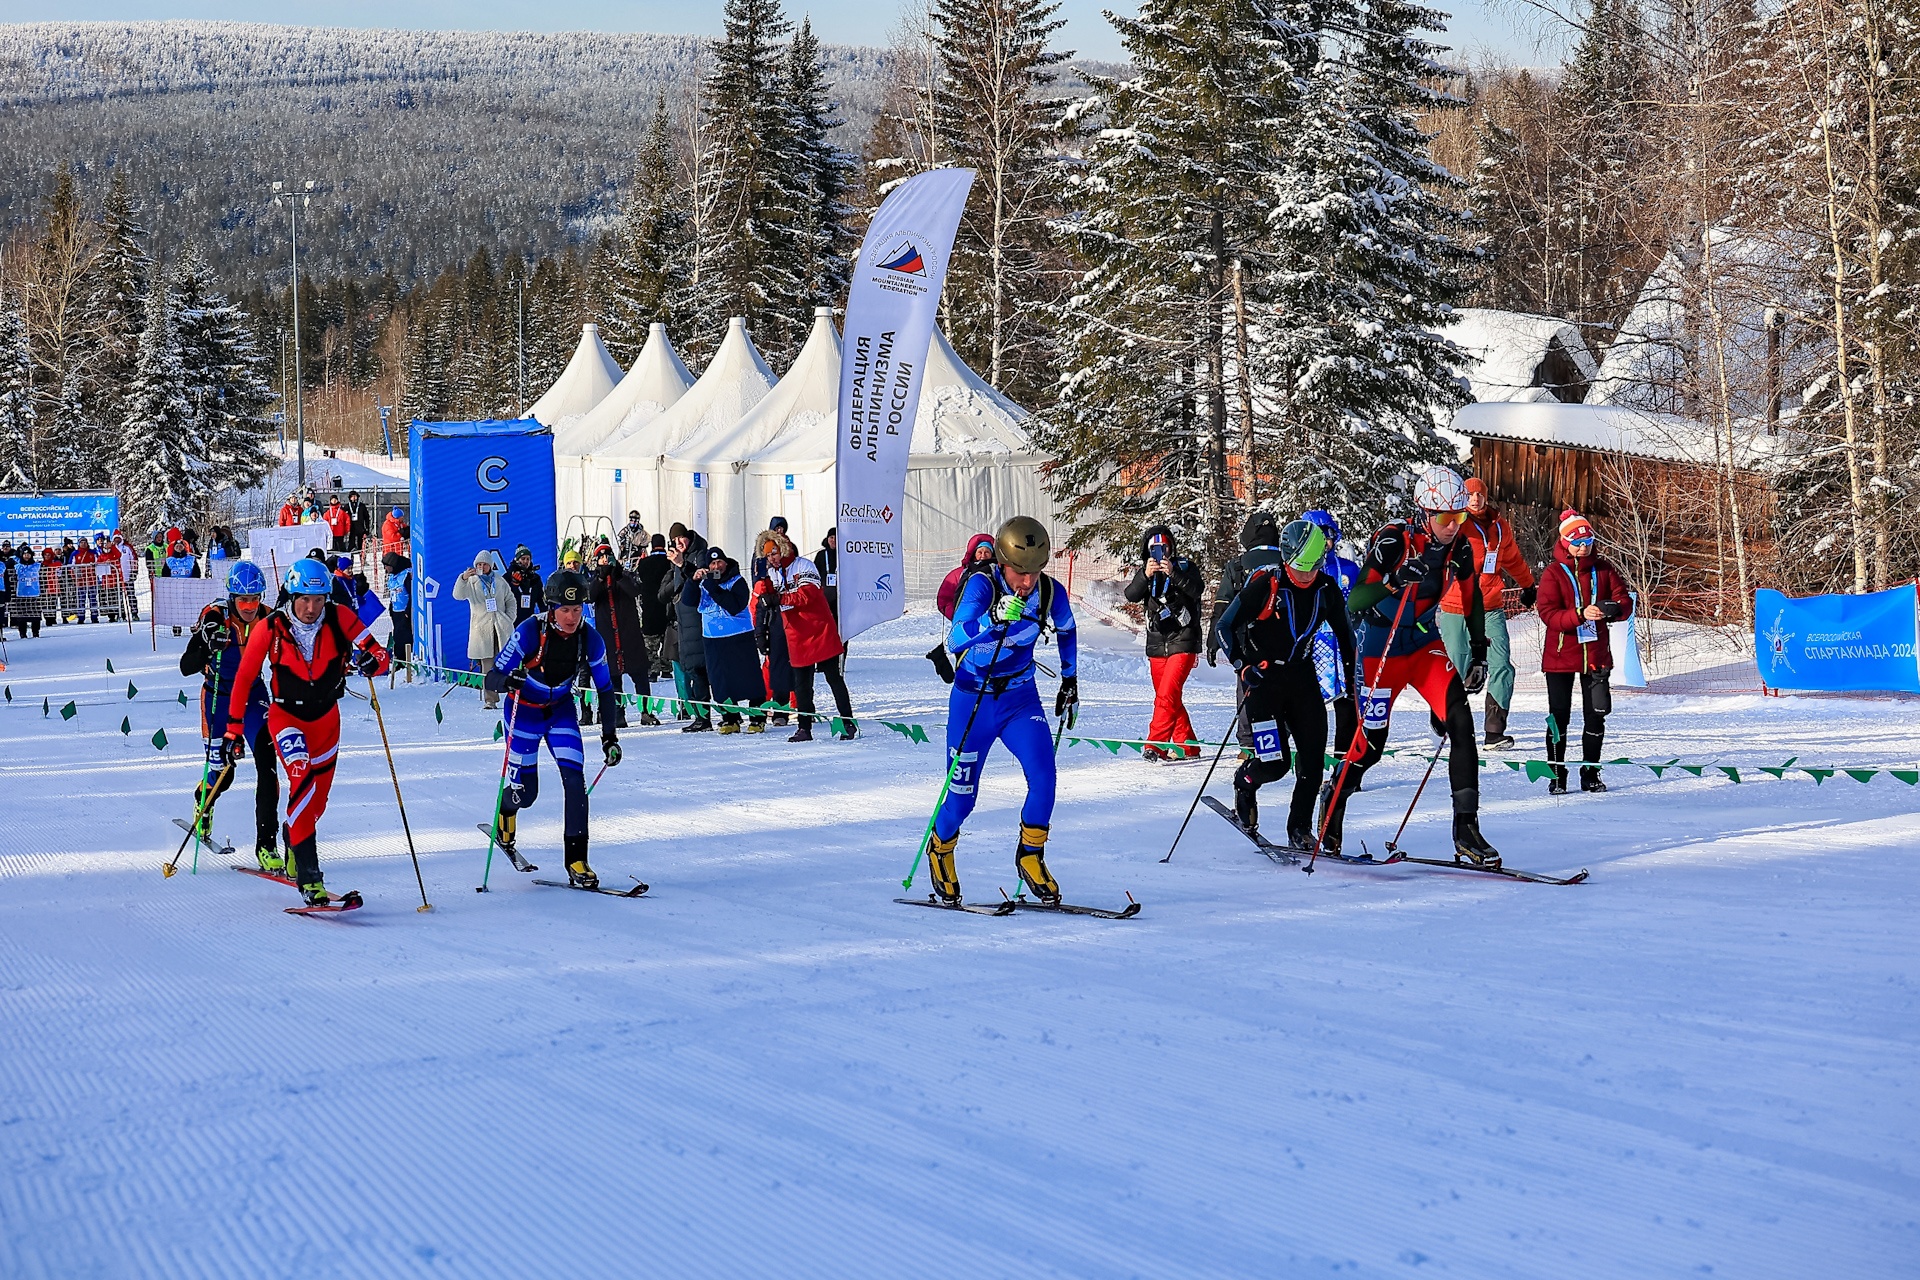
{"left": 0, "top": 491, "right": 120, "bottom": 536}
{"left": 408, "top": 420, "right": 557, "bottom": 678}
{"left": 1755, "top": 584, "right": 1920, "bottom": 694}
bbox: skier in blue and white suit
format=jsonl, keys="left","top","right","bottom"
{"left": 1303, "top": 509, "right": 1362, "bottom": 767}
{"left": 927, "top": 516, "right": 1078, "bottom": 906}
{"left": 483, "top": 568, "right": 621, "bottom": 890}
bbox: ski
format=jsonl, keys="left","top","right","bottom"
{"left": 1393, "top": 854, "right": 1590, "bottom": 886}
{"left": 172, "top": 818, "right": 234, "bottom": 858}
{"left": 233, "top": 865, "right": 365, "bottom": 913}
{"left": 476, "top": 823, "right": 538, "bottom": 873}
{"left": 531, "top": 877, "right": 649, "bottom": 898}
{"left": 1202, "top": 797, "right": 1302, "bottom": 865}
{"left": 986, "top": 893, "right": 1141, "bottom": 920}
{"left": 894, "top": 894, "right": 1017, "bottom": 917}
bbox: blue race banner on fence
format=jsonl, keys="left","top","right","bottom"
{"left": 1755, "top": 584, "right": 1920, "bottom": 693}
{"left": 0, "top": 491, "right": 119, "bottom": 535}
{"left": 409, "top": 420, "right": 556, "bottom": 678}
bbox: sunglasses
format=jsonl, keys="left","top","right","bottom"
{"left": 1567, "top": 535, "right": 1596, "bottom": 550}
{"left": 1428, "top": 511, "right": 1468, "bottom": 530}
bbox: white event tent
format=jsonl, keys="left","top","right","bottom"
{"left": 557, "top": 323, "right": 695, "bottom": 542}
{"left": 526, "top": 323, "right": 622, "bottom": 435}
{"left": 595, "top": 317, "right": 775, "bottom": 537}
{"left": 661, "top": 308, "right": 841, "bottom": 558}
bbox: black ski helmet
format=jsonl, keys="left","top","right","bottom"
{"left": 994, "top": 516, "right": 1050, "bottom": 573}
{"left": 544, "top": 569, "right": 589, "bottom": 607}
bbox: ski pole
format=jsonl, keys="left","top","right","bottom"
{"left": 1383, "top": 740, "right": 1443, "bottom": 857}
{"left": 1161, "top": 682, "right": 1248, "bottom": 864}
{"left": 164, "top": 755, "right": 234, "bottom": 878}
{"left": 901, "top": 625, "right": 1007, "bottom": 891}
{"left": 366, "top": 676, "right": 432, "bottom": 912}
{"left": 586, "top": 761, "right": 609, "bottom": 797}
{"left": 1308, "top": 575, "right": 1415, "bottom": 874}
{"left": 477, "top": 687, "right": 523, "bottom": 892}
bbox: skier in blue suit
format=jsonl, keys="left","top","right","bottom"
{"left": 928, "top": 516, "right": 1078, "bottom": 906}
{"left": 483, "top": 568, "right": 621, "bottom": 889}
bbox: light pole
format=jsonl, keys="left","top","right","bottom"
{"left": 271, "top": 180, "right": 323, "bottom": 488}
{"left": 515, "top": 273, "right": 526, "bottom": 416}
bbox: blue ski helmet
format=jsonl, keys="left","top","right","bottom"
{"left": 1302, "top": 509, "right": 1341, "bottom": 545}
{"left": 284, "top": 557, "right": 331, "bottom": 597}
{"left": 225, "top": 560, "right": 267, "bottom": 598}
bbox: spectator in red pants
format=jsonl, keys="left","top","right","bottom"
{"left": 1124, "top": 525, "right": 1206, "bottom": 759}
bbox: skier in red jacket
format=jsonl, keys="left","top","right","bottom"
{"left": 225, "top": 557, "right": 390, "bottom": 905}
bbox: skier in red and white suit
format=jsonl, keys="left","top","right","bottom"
{"left": 225, "top": 557, "right": 389, "bottom": 905}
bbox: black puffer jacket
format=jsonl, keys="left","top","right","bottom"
{"left": 1123, "top": 524, "right": 1205, "bottom": 658}
{"left": 661, "top": 531, "right": 710, "bottom": 668}
{"left": 1208, "top": 510, "right": 1285, "bottom": 664}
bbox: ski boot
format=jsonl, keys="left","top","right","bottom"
{"left": 1015, "top": 823, "right": 1061, "bottom": 906}
{"left": 717, "top": 718, "right": 741, "bottom": 735}
{"left": 928, "top": 832, "right": 962, "bottom": 906}
{"left": 255, "top": 843, "right": 287, "bottom": 876}
{"left": 1316, "top": 776, "right": 1352, "bottom": 854}
{"left": 565, "top": 835, "right": 599, "bottom": 890}
{"left": 1450, "top": 788, "right": 1501, "bottom": 868}
{"left": 1232, "top": 768, "right": 1260, "bottom": 836}
{"left": 299, "top": 877, "right": 330, "bottom": 907}
{"left": 1285, "top": 821, "right": 1317, "bottom": 855}
{"left": 683, "top": 717, "right": 713, "bottom": 733}
{"left": 746, "top": 717, "right": 767, "bottom": 734}
{"left": 837, "top": 720, "right": 859, "bottom": 742}
{"left": 1580, "top": 766, "right": 1607, "bottom": 794}
{"left": 494, "top": 810, "right": 536, "bottom": 873}
{"left": 788, "top": 719, "right": 813, "bottom": 743}
{"left": 190, "top": 805, "right": 216, "bottom": 842}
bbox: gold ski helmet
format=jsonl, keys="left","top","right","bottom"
{"left": 995, "top": 516, "right": 1051, "bottom": 573}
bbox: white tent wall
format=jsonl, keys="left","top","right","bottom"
{"left": 903, "top": 456, "right": 1057, "bottom": 597}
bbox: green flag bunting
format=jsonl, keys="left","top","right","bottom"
{"left": 152, "top": 728, "right": 168, "bottom": 750}
{"left": 126, "top": 681, "right": 138, "bottom": 699}
{"left": 59, "top": 701, "right": 76, "bottom": 720}
{"left": 120, "top": 716, "right": 131, "bottom": 736}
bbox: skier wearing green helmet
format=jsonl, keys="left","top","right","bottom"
{"left": 1214, "top": 518, "right": 1358, "bottom": 847}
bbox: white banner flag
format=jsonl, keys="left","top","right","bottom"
{"left": 834, "top": 167, "right": 975, "bottom": 641}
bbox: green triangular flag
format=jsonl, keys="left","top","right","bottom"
{"left": 1504, "top": 759, "right": 1524, "bottom": 771}
{"left": 127, "top": 681, "right": 138, "bottom": 700}
{"left": 1645, "top": 758, "right": 1678, "bottom": 778}
{"left": 120, "top": 716, "right": 131, "bottom": 736}
{"left": 177, "top": 690, "right": 189, "bottom": 707}
{"left": 42, "top": 696, "right": 49, "bottom": 716}
{"left": 1524, "top": 759, "right": 1557, "bottom": 783}
{"left": 106, "top": 658, "right": 115, "bottom": 673}
{"left": 3, "top": 685, "right": 10, "bottom": 702}
{"left": 434, "top": 703, "right": 444, "bottom": 724}
{"left": 1758, "top": 756, "right": 1798, "bottom": 779}
{"left": 1889, "top": 769, "right": 1918, "bottom": 786}
{"left": 59, "top": 700, "right": 76, "bottom": 721}
{"left": 1803, "top": 767, "right": 1834, "bottom": 785}
{"left": 1718, "top": 767, "right": 1741, "bottom": 783}
{"left": 1845, "top": 769, "right": 1877, "bottom": 785}
{"left": 1679, "top": 764, "right": 1704, "bottom": 777}
{"left": 152, "top": 728, "right": 168, "bottom": 750}
{"left": 493, "top": 720, "right": 503, "bottom": 741}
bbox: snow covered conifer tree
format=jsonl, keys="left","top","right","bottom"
{"left": 601, "top": 97, "right": 693, "bottom": 367}
{"left": 83, "top": 171, "right": 151, "bottom": 444}
{"left": 931, "top": 0, "right": 1071, "bottom": 403}
{"left": 0, "top": 294, "right": 35, "bottom": 488}
{"left": 691, "top": 0, "right": 803, "bottom": 364}
{"left": 1257, "top": 0, "right": 1469, "bottom": 531}
{"left": 170, "top": 252, "right": 275, "bottom": 505}
{"left": 118, "top": 283, "right": 197, "bottom": 533}
{"left": 777, "top": 18, "right": 856, "bottom": 351}
{"left": 1039, "top": 0, "right": 1309, "bottom": 556}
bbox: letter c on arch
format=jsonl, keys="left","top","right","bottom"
{"left": 478, "top": 456, "right": 509, "bottom": 492}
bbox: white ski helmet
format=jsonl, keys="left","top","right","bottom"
{"left": 1411, "top": 464, "right": 1468, "bottom": 513}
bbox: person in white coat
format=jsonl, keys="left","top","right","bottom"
{"left": 454, "top": 550, "right": 517, "bottom": 708}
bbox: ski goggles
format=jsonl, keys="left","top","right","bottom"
{"left": 1427, "top": 510, "right": 1468, "bottom": 530}
{"left": 1285, "top": 525, "right": 1329, "bottom": 574}
{"left": 1566, "top": 534, "right": 1596, "bottom": 551}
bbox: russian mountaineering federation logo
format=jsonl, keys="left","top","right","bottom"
{"left": 874, "top": 236, "right": 927, "bottom": 274}
{"left": 869, "top": 233, "right": 939, "bottom": 295}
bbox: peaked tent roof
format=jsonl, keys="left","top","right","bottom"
{"left": 557, "top": 323, "right": 695, "bottom": 456}
{"left": 663, "top": 309, "right": 840, "bottom": 473}
{"left": 527, "top": 323, "right": 623, "bottom": 430}
{"left": 598, "top": 317, "right": 776, "bottom": 461}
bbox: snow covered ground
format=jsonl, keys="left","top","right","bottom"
{"left": 1, "top": 604, "right": 1916, "bottom": 1278}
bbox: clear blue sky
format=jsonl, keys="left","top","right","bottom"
{"left": 3, "top": 0, "right": 1570, "bottom": 67}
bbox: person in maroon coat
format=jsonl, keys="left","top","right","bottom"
{"left": 1536, "top": 508, "right": 1634, "bottom": 795}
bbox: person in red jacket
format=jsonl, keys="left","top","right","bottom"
{"left": 1535, "top": 509, "right": 1634, "bottom": 795}
{"left": 763, "top": 531, "right": 855, "bottom": 742}
{"left": 926, "top": 534, "right": 997, "bottom": 683}
{"left": 320, "top": 494, "right": 353, "bottom": 552}
{"left": 277, "top": 494, "right": 304, "bottom": 527}
{"left": 225, "top": 557, "right": 391, "bottom": 904}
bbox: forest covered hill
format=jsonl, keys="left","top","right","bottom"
{"left": 0, "top": 22, "right": 893, "bottom": 288}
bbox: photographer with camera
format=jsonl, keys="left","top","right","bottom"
{"left": 1123, "top": 525, "right": 1205, "bottom": 760}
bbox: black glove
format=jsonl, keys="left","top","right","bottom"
{"left": 1600, "top": 600, "right": 1622, "bottom": 621}
{"left": 503, "top": 668, "right": 529, "bottom": 694}
{"left": 1054, "top": 674, "right": 1079, "bottom": 727}
{"left": 602, "top": 730, "right": 621, "bottom": 767}
{"left": 351, "top": 647, "right": 381, "bottom": 678}
{"left": 220, "top": 729, "right": 244, "bottom": 768}
{"left": 1388, "top": 543, "right": 1445, "bottom": 589}
{"left": 194, "top": 616, "right": 228, "bottom": 649}
{"left": 1462, "top": 643, "right": 1489, "bottom": 694}
{"left": 1518, "top": 585, "right": 1537, "bottom": 608}
{"left": 926, "top": 644, "right": 955, "bottom": 685}
{"left": 1238, "top": 661, "right": 1265, "bottom": 689}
